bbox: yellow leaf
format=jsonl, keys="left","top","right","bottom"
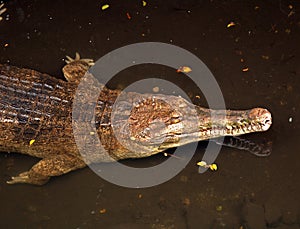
{"left": 142, "top": 1, "right": 147, "bottom": 6}
{"left": 209, "top": 163, "right": 218, "bottom": 171}
{"left": 29, "top": 139, "right": 35, "bottom": 145}
{"left": 197, "top": 161, "right": 207, "bottom": 167}
{"left": 101, "top": 4, "right": 109, "bottom": 10}
{"left": 177, "top": 66, "right": 192, "bottom": 73}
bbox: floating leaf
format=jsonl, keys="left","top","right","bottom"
{"left": 197, "top": 161, "right": 207, "bottom": 167}
{"left": 99, "top": 208, "right": 106, "bottom": 214}
{"left": 227, "top": 22, "right": 235, "bottom": 28}
{"left": 101, "top": 4, "right": 109, "bottom": 10}
{"left": 177, "top": 66, "right": 192, "bottom": 73}
{"left": 209, "top": 163, "right": 218, "bottom": 171}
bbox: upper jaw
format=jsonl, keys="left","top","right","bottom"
{"left": 159, "top": 107, "right": 272, "bottom": 146}
{"left": 126, "top": 104, "right": 272, "bottom": 150}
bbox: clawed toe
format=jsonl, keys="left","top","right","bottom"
{"left": 6, "top": 172, "right": 30, "bottom": 184}
{"left": 65, "top": 52, "right": 94, "bottom": 66}
{"left": 6, "top": 171, "right": 50, "bottom": 185}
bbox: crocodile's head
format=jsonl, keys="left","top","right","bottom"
{"left": 122, "top": 95, "right": 272, "bottom": 153}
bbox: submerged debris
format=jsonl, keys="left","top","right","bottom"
{"left": 152, "top": 86, "right": 159, "bottom": 93}
{"left": 126, "top": 12, "right": 131, "bottom": 20}
{"left": 216, "top": 205, "right": 223, "bottom": 211}
{"left": 261, "top": 55, "right": 269, "bottom": 60}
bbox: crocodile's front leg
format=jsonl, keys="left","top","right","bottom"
{"left": 63, "top": 52, "right": 94, "bottom": 83}
{"left": 7, "top": 54, "right": 92, "bottom": 185}
{"left": 7, "top": 154, "right": 86, "bottom": 185}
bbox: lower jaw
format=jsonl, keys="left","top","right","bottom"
{"left": 159, "top": 125, "right": 264, "bottom": 148}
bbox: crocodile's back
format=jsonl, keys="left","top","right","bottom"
{"left": 0, "top": 64, "right": 76, "bottom": 158}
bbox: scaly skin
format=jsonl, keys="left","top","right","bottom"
{"left": 0, "top": 55, "right": 272, "bottom": 185}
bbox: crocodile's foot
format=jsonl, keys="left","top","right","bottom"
{"left": 7, "top": 154, "right": 86, "bottom": 185}
{"left": 63, "top": 52, "right": 94, "bottom": 83}
{"left": 65, "top": 52, "right": 94, "bottom": 66}
{"left": 7, "top": 171, "right": 50, "bottom": 185}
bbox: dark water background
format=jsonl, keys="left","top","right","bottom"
{"left": 0, "top": 0, "right": 299, "bottom": 228}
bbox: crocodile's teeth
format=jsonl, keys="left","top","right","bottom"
{"left": 226, "top": 125, "right": 232, "bottom": 130}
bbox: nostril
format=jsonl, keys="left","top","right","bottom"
{"left": 264, "top": 118, "right": 272, "bottom": 125}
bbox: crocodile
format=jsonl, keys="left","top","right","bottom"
{"left": 0, "top": 54, "right": 272, "bottom": 185}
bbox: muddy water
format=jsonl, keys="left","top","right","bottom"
{"left": 0, "top": 0, "right": 299, "bottom": 228}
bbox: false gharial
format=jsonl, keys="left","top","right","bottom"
{"left": 0, "top": 54, "right": 272, "bottom": 185}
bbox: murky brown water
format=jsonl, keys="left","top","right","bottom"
{"left": 1, "top": 0, "right": 299, "bottom": 228}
